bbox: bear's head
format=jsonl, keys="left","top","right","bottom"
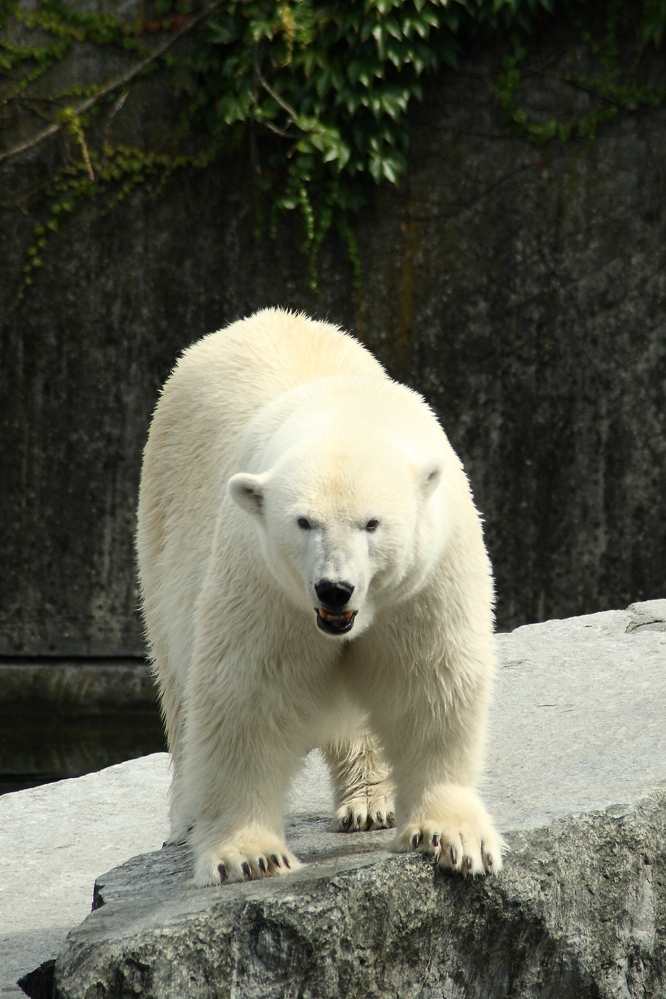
{"left": 228, "top": 378, "right": 455, "bottom": 640}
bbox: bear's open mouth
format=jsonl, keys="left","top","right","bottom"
{"left": 315, "top": 607, "right": 357, "bottom": 635}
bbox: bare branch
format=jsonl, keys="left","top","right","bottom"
{"left": 263, "top": 120, "right": 296, "bottom": 139}
{"left": 0, "top": 121, "right": 62, "bottom": 162}
{"left": 76, "top": 125, "right": 95, "bottom": 180}
{"left": 253, "top": 47, "right": 299, "bottom": 123}
{"left": 109, "top": 89, "right": 131, "bottom": 122}
{"left": 0, "top": 0, "right": 225, "bottom": 165}
{"left": 103, "top": 88, "right": 131, "bottom": 151}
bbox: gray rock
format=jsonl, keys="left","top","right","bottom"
{"left": 626, "top": 600, "right": 666, "bottom": 633}
{"left": 45, "top": 798, "right": 666, "bottom": 999}
{"left": 15, "top": 602, "right": 664, "bottom": 998}
{"left": 0, "top": 754, "right": 170, "bottom": 999}
{"left": 491, "top": 602, "right": 666, "bottom": 830}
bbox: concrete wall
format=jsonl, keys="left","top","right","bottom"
{"left": 1, "top": 12, "right": 665, "bottom": 653}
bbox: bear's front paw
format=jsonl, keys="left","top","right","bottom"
{"left": 394, "top": 786, "right": 505, "bottom": 876}
{"left": 194, "top": 836, "right": 303, "bottom": 887}
{"left": 330, "top": 783, "right": 395, "bottom": 832}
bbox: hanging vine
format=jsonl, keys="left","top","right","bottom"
{"left": 496, "top": 0, "right": 666, "bottom": 143}
{"left": 1, "top": 0, "right": 666, "bottom": 297}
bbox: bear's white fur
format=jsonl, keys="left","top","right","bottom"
{"left": 137, "top": 307, "right": 503, "bottom": 885}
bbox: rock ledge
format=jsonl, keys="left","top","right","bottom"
{"left": 20, "top": 601, "right": 666, "bottom": 998}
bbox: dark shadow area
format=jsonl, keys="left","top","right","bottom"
{"left": 0, "top": 712, "right": 166, "bottom": 795}
{"left": 0, "top": 658, "right": 166, "bottom": 794}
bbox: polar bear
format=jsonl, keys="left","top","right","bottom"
{"left": 137, "top": 307, "right": 503, "bottom": 886}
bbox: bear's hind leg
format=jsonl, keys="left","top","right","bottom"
{"left": 323, "top": 733, "right": 395, "bottom": 832}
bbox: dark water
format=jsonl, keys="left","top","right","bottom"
{"left": 0, "top": 711, "right": 167, "bottom": 795}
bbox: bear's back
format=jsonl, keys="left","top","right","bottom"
{"left": 174, "top": 308, "right": 385, "bottom": 423}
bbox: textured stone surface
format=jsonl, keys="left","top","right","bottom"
{"left": 12, "top": 601, "right": 665, "bottom": 998}
{"left": 2, "top": 8, "right": 666, "bottom": 654}
{"left": 49, "top": 798, "right": 666, "bottom": 999}
{"left": 491, "top": 600, "right": 666, "bottom": 829}
{"left": 0, "top": 754, "right": 170, "bottom": 999}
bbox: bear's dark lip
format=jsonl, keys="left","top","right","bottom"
{"left": 315, "top": 607, "right": 357, "bottom": 635}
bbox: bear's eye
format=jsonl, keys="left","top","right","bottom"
{"left": 297, "top": 517, "right": 312, "bottom": 530}
{"left": 365, "top": 519, "right": 379, "bottom": 532}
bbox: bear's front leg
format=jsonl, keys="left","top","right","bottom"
{"left": 372, "top": 673, "right": 505, "bottom": 875}
{"left": 192, "top": 824, "right": 303, "bottom": 886}
{"left": 322, "top": 733, "right": 395, "bottom": 831}
{"left": 177, "top": 659, "right": 306, "bottom": 887}
{"left": 394, "top": 784, "right": 504, "bottom": 875}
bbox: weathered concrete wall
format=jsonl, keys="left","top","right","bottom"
{"left": 1, "top": 8, "right": 666, "bottom": 653}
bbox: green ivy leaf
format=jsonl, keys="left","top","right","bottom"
{"left": 8, "top": 0, "right": 666, "bottom": 296}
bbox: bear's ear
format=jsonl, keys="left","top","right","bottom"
{"left": 228, "top": 473, "right": 267, "bottom": 518}
{"left": 420, "top": 464, "right": 442, "bottom": 498}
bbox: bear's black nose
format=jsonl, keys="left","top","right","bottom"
{"left": 315, "top": 580, "right": 354, "bottom": 609}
